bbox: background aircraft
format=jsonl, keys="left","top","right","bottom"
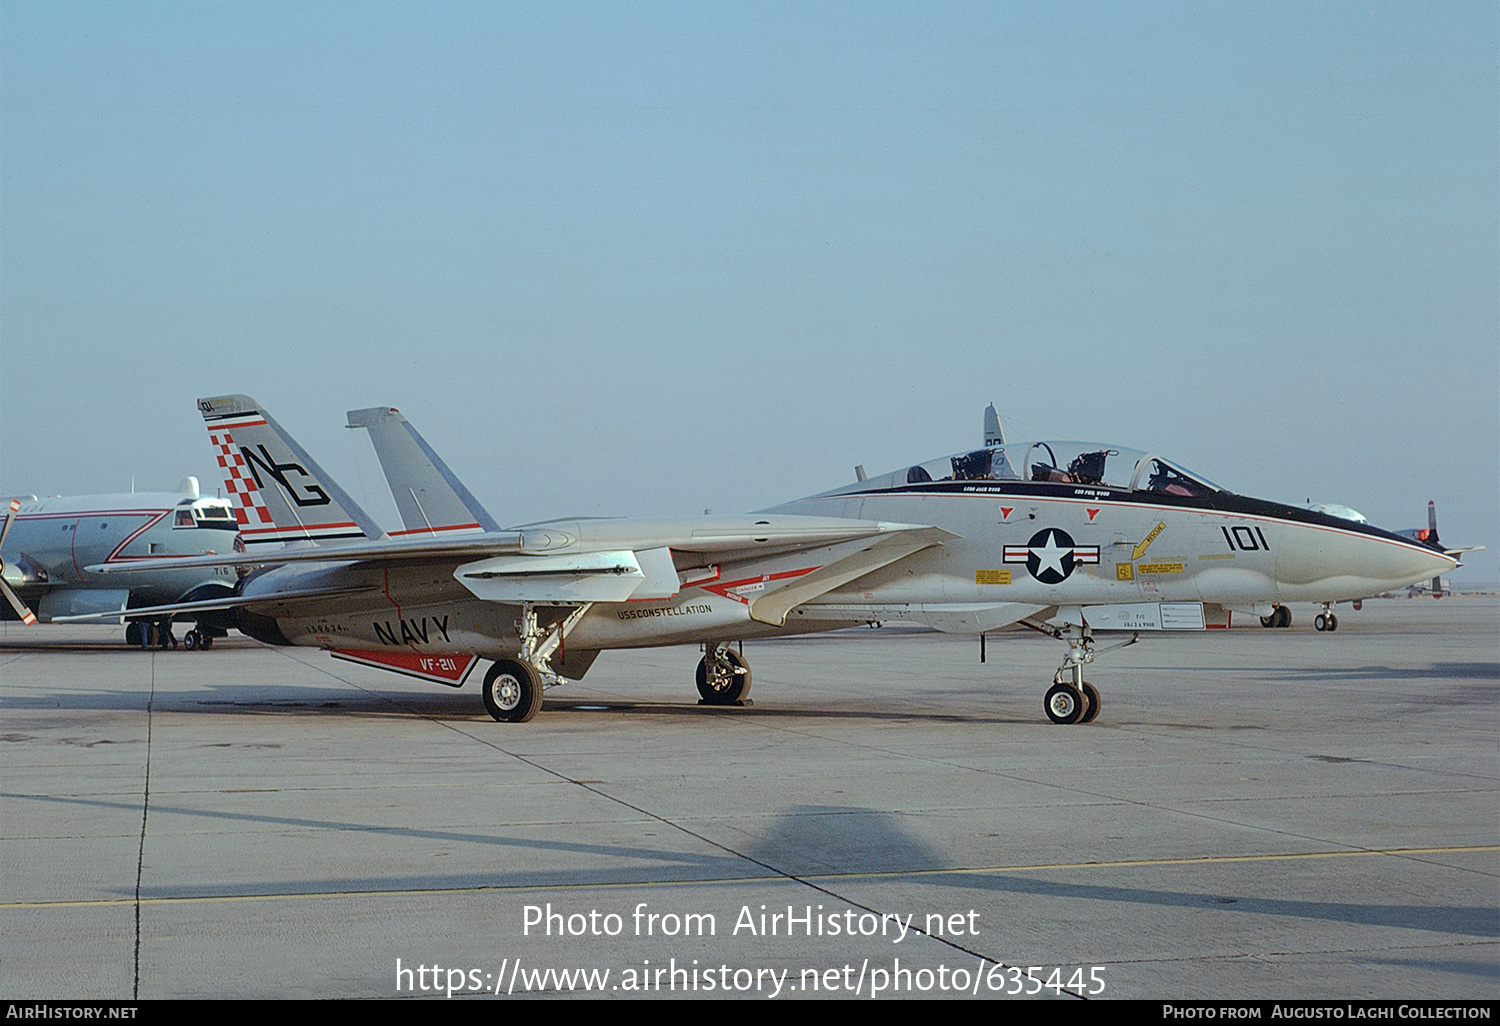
{"left": 1, "top": 479, "right": 241, "bottom": 648}
{"left": 81, "top": 395, "right": 1457, "bottom": 723}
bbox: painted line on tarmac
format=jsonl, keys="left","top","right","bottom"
{"left": 6, "top": 844, "right": 1494, "bottom": 910}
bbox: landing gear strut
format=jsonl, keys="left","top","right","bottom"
{"left": 479, "top": 603, "right": 591, "bottom": 722}
{"left": 1026, "top": 614, "right": 1136, "bottom": 725}
{"left": 697, "top": 642, "right": 751, "bottom": 705}
{"left": 1314, "top": 603, "right": 1338, "bottom": 632}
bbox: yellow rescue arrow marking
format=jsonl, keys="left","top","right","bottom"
{"left": 1132, "top": 522, "right": 1165, "bottom": 560}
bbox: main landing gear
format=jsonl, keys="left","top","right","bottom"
{"left": 1259, "top": 605, "right": 1292, "bottom": 629}
{"left": 126, "top": 619, "right": 225, "bottom": 651}
{"left": 1314, "top": 603, "right": 1338, "bottom": 632}
{"left": 480, "top": 603, "right": 591, "bottom": 722}
{"left": 482, "top": 660, "right": 543, "bottom": 723}
{"left": 697, "top": 642, "right": 751, "bottom": 705}
{"left": 1026, "top": 616, "right": 1137, "bottom": 725}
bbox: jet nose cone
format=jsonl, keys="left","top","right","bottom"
{"left": 1275, "top": 523, "right": 1458, "bottom": 599}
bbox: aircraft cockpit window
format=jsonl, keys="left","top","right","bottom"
{"left": 950, "top": 449, "right": 993, "bottom": 480}
{"left": 1132, "top": 456, "right": 1221, "bottom": 498}
{"left": 186, "top": 503, "right": 237, "bottom": 528}
{"left": 1024, "top": 443, "right": 1134, "bottom": 488}
{"left": 903, "top": 446, "right": 1018, "bottom": 485}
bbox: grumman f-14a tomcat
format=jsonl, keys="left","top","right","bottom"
{"left": 72, "top": 395, "right": 1458, "bottom": 725}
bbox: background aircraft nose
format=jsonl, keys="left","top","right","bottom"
{"left": 1274, "top": 522, "right": 1458, "bottom": 600}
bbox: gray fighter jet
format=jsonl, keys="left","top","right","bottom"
{"left": 77, "top": 395, "right": 1457, "bottom": 723}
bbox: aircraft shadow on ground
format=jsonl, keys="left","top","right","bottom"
{"left": 0, "top": 682, "right": 1025, "bottom": 725}
{"left": 7, "top": 792, "right": 1491, "bottom": 943}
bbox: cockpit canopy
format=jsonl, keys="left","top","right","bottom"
{"left": 894, "top": 441, "right": 1225, "bottom": 498}
{"left": 172, "top": 497, "right": 238, "bottom": 529}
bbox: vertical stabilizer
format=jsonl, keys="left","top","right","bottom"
{"left": 983, "top": 403, "right": 1005, "bottom": 446}
{"left": 198, "top": 395, "right": 383, "bottom": 547}
{"left": 346, "top": 407, "right": 500, "bottom": 536}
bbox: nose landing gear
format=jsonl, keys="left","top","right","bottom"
{"left": 1030, "top": 616, "right": 1135, "bottom": 724}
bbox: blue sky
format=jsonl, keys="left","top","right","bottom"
{"left": 3, "top": 2, "right": 1496, "bottom": 582}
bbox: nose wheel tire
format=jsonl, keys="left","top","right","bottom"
{"left": 1045, "top": 682, "right": 1087, "bottom": 724}
{"left": 482, "top": 660, "right": 543, "bottom": 722}
{"left": 1079, "top": 682, "right": 1101, "bottom": 723}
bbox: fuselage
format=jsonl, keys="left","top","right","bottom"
{"left": 229, "top": 441, "right": 1457, "bottom": 662}
{"left": 2, "top": 491, "right": 241, "bottom": 621}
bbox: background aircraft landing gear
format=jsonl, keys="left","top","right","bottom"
{"left": 482, "top": 659, "right": 543, "bottom": 723}
{"left": 182, "top": 629, "right": 214, "bottom": 651}
{"left": 1314, "top": 604, "right": 1338, "bottom": 632}
{"left": 697, "top": 643, "right": 751, "bottom": 705}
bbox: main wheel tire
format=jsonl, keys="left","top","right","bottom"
{"left": 183, "top": 630, "right": 199, "bottom": 651}
{"left": 125, "top": 622, "right": 144, "bottom": 647}
{"left": 1045, "top": 682, "right": 1086, "bottom": 724}
{"left": 200, "top": 633, "right": 213, "bottom": 650}
{"left": 1260, "top": 614, "right": 1275, "bottom": 628}
{"left": 1274, "top": 605, "right": 1292, "bottom": 628}
{"left": 482, "top": 660, "right": 542, "bottom": 723}
{"left": 696, "top": 648, "right": 751, "bottom": 705}
{"left": 1080, "top": 682, "right": 1102, "bottom": 723}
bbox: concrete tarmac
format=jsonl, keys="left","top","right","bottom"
{"left": 2, "top": 598, "right": 1496, "bottom": 1000}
